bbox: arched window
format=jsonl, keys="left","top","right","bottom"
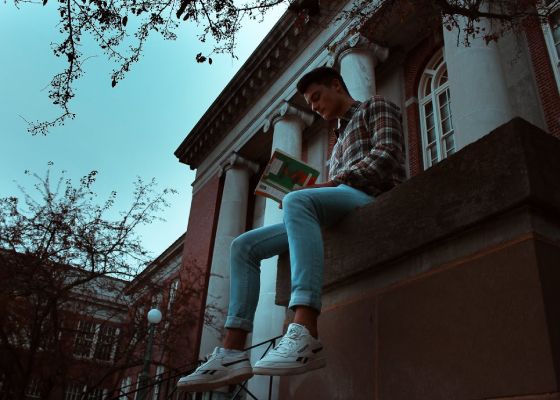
{"left": 418, "top": 49, "right": 455, "bottom": 169}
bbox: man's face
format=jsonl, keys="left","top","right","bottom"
{"left": 303, "top": 80, "right": 345, "bottom": 121}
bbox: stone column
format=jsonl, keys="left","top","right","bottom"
{"left": 306, "top": 125, "right": 329, "bottom": 181}
{"left": 328, "top": 33, "right": 389, "bottom": 101}
{"left": 247, "top": 102, "right": 314, "bottom": 400}
{"left": 199, "top": 152, "right": 259, "bottom": 358}
{"left": 443, "top": 11, "right": 514, "bottom": 149}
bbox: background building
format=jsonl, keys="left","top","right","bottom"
{"left": 0, "top": 233, "right": 207, "bottom": 400}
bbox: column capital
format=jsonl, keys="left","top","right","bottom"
{"left": 263, "top": 101, "right": 315, "bottom": 133}
{"left": 327, "top": 34, "right": 389, "bottom": 68}
{"left": 218, "top": 152, "right": 260, "bottom": 177}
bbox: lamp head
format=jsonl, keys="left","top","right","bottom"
{"left": 147, "top": 309, "right": 163, "bottom": 324}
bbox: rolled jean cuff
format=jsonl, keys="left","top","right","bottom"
{"left": 225, "top": 316, "right": 253, "bottom": 332}
{"left": 288, "top": 290, "right": 322, "bottom": 314}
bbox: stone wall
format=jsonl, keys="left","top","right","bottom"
{"left": 276, "top": 118, "right": 560, "bottom": 400}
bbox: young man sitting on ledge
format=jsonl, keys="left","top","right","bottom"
{"left": 177, "top": 66, "right": 406, "bottom": 392}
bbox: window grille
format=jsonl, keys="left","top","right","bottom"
{"left": 152, "top": 366, "right": 165, "bottom": 400}
{"left": 151, "top": 293, "right": 163, "bottom": 311}
{"left": 87, "top": 388, "right": 106, "bottom": 400}
{"left": 119, "top": 377, "right": 132, "bottom": 400}
{"left": 74, "top": 320, "right": 119, "bottom": 362}
{"left": 418, "top": 49, "right": 455, "bottom": 169}
{"left": 168, "top": 279, "right": 179, "bottom": 311}
{"left": 94, "top": 326, "right": 119, "bottom": 362}
{"left": 64, "top": 383, "right": 84, "bottom": 400}
{"left": 133, "top": 373, "right": 141, "bottom": 400}
{"left": 24, "top": 376, "right": 42, "bottom": 398}
{"left": 74, "top": 321, "right": 98, "bottom": 359}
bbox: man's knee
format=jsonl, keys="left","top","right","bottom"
{"left": 282, "top": 190, "right": 311, "bottom": 211}
{"left": 231, "top": 233, "right": 250, "bottom": 256}
{"left": 231, "top": 231, "right": 265, "bottom": 264}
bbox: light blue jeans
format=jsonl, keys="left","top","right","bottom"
{"left": 225, "top": 184, "right": 374, "bottom": 332}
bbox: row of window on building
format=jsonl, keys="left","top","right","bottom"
{"left": 0, "top": 377, "right": 106, "bottom": 400}
{"left": 74, "top": 277, "right": 180, "bottom": 364}
{"left": 9, "top": 367, "right": 169, "bottom": 400}
{"left": 118, "top": 366, "right": 165, "bottom": 400}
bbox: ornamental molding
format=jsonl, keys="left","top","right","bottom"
{"left": 263, "top": 101, "right": 315, "bottom": 133}
{"left": 173, "top": 0, "right": 350, "bottom": 170}
{"left": 327, "top": 33, "right": 389, "bottom": 68}
{"left": 218, "top": 152, "right": 260, "bottom": 177}
{"left": 174, "top": 16, "right": 322, "bottom": 169}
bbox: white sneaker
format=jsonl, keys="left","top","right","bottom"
{"left": 176, "top": 348, "right": 253, "bottom": 392}
{"left": 252, "top": 323, "right": 326, "bottom": 376}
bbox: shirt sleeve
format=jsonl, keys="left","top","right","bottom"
{"left": 331, "top": 98, "right": 405, "bottom": 191}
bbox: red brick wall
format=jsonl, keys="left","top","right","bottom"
{"left": 404, "top": 38, "right": 439, "bottom": 100}
{"left": 404, "top": 38, "right": 440, "bottom": 177}
{"left": 524, "top": 17, "right": 560, "bottom": 139}
{"left": 175, "top": 173, "right": 223, "bottom": 366}
{"left": 406, "top": 105, "right": 424, "bottom": 177}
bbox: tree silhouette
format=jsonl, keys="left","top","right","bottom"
{"left": 0, "top": 169, "right": 181, "bottom": 400}
{"left": 9, "top": 0, "right": 558, "bottom": 134}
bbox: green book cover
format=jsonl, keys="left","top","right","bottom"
{"left": 254, "top": 149, "right": 320, "bottom": 203}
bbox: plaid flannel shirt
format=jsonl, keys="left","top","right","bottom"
{"left": 328, "top": 96, "right": 406, "bottom": 197}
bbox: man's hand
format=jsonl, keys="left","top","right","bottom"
{"left": 301, "top": 180, "right": 336, "bottom": 190}
{"left": 279, "top": 181, "right": 336, "bottom": 209}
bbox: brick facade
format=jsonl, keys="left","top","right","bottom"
{"left": 403, "top": 37, "right": 441, "bottom": 177}
{"left": 524, "top": 16, "right": 560, "bottom": 139}
{"left": 178, "top": 173, "right": 223, "bottom": 366}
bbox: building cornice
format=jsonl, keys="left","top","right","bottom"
{"left": 173, "top": 3, "right": 343, "bottom": 170}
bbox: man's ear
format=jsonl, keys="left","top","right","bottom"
{"left": 331, "top": 78, "right": 344, "bottom": 92}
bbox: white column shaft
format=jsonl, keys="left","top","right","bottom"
{"left": 271, "top": 116, "right": 304, "bottom": 157}
{"left": 443, "top": 16, "right": 514, "bottom": 149}
{"left": 339, "top": 49, "right": 377, "bottom": 101}
{"left": 199, "top": 165, "right": 252, "bottom": 358}
{"left": 248, "top": 115, "right": 305, "bottom": 400}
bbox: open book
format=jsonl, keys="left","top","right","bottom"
{"left": 254, "top": 149, "right": 320, "bottom": 203}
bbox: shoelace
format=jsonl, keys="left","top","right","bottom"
{"left": 272, "top": 333, "right": 300, "bottom": 355}
{"left": 195, "top": 352, "right": 217, "bottom": 371}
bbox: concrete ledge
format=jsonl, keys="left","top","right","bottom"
{"left": 276, "top": 117, "right": 560, "bottom": 306}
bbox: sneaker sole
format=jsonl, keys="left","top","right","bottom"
{"left": 252, "top": 357, "right": 326, "bottom": 376}
{"left": 177, "top": 369, "right": 254, "bottom": 392}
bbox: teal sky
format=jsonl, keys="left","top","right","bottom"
{"left": 0, "top": 2, "right": 286, "bottom": 258}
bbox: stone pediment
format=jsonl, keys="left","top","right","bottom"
{"left": 174, "top": 11, "right": 330, "bottom": 170}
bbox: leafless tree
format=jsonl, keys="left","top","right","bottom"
{"left": 10, "top": 0, "right": 558, "bottom": 134}
{"left": 0, "top": 169, "right": 179, "bottom": 399}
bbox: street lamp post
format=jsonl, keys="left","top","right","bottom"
{"left": 137, "top": 308, "right": 163, "bottom": 400}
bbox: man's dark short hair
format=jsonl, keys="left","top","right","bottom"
{"left": 297, "top": 67, "right": 350, "bottom": 95}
